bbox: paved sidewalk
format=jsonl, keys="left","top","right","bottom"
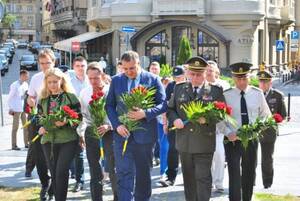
{"left": 1, "top": 80, "right": 300, "bottom": 200}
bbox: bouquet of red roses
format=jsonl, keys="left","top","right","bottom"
{"left": 32, "top": 105, "right": 80, "bottom": 142}
{"left": 236, "top": 113, "right": 283, "bottom": 149}
{"left": 176, "top": 101, "right": 237, "bottom": 129}
{"left": 119, "top": 85, "right": 156, "bottom": 155}
{"left": 22, "top": 105, "right": 38, "bottom": 128}
{"left": 89, "top": 91, "right": 106, "bottom": 159}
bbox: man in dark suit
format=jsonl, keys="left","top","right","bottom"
{"left": 105, "top": 51, "right": 167, "bottom": 201}
{"left": 168, "top": 57, "right": 225, "bottom": 201}
{"left": 257, "top": 70, "right": 287, "bottom": 189}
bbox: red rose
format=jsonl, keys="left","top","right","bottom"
{"left": 273, "top": 113, "right": 283, "bottom": 123}
{"left": 91, "top": 94, "right": 98, "bottom": 100}
{"left": 97, "top": 91, "right": 104, "bottom": 98}
{"left": 89, "top": 100, "right": 94, "bottom": 105}
{"left": 69, "top": 111, "right": 79, "bottom": 119}
{"left": 214, "top": 101, "right": 226, "bottom": 110}
{"left": 225, "top": 106, "right": 233, "bottom": 115}
{"left": 25, "top": 105, "right": 31, "bottom": 114}
{"left": 62, "top": 105, "right": 72, "bottom": 112}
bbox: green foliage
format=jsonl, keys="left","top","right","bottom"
{"left": 255, "top": 193, "right": 300, "bottom": 201}
{"left": 176, "top": 35, "right": 192, "bottom": 65}
{"left": 220, "top": 75, "right": 234, "bottom": 86}
{"left": 160, "top": 63, "right": 173, "bottom": 78}
{"left": 250, "top": 77, "right": 259, "bottom": 87}
{"left": 2, "top": 13, "right": 16, "bottom": 28}
{"left": 237, "top": 116, "right": 277, "bottom": 149}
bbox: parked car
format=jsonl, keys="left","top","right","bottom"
{"left": 0, "top": 54, "right": 8, "bottom": 73}
{"left": 2, "top": 42, "right": 15, "bottom": 55}
{"left": 0, "top": 49, "right": 12, "bottom": 64}
{"left": 56, "top": 65, "right": 70, "bottom": 73}
{"left": 20, "top": 54, "right": 38, "bottom": 70}
{"left": 0, "top": 59, "right": 5, "bottom": 76}
{"left": 17, "top": 41, "right": 28, "bottom": 49}
{"left": 5, "top": 39, "right": 18, "bottom": 48}
{"left": 29, "top": 42, "right": 40, "bottom": 54}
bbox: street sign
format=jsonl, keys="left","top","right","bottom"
{"left": 291, "top": 44, "right": 298, "bottom": 52}
{"left": 276, "top": 40, "right": 285, "bottom": 51}
{"left": 71, "top": 41, "right": 80, "bottom": 52}
{"left": 291, "top": 31, "right": 299, "bottom": 40}
{"left": 122, "top": 26, "right": 136, "bottom": 33}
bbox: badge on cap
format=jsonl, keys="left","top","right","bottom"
{"left": 239, "top": 67, "right": 243, "bottom": 73}
{"left": 195, "top": 61, "right": 200, "bottom": 66}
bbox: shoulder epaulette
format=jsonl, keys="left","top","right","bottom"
{"left": 223, "top": 87, "right": 233, "bottom": 93}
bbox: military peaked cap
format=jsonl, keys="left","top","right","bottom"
{"left": 257, "top": 70, "right": 272, "bottom": 80}
{"left": 186, "top": 56, "right": 208, "bottom": 71}
{"left": 230, "top": 62, "right": 252, "bottom": 77}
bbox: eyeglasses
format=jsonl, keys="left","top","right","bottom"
{"left": 39, "top": 62, "right": 53, "bottom": 65}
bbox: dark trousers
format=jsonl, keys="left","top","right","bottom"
{"left": 25, "top": 119, "right": 52, "bottom": 191}
{"left": 114, "top": 136, "right": 153, "bottom": 201}
{"left": 225, "top": 141, "right": 258, "bottom": 201}
{"left": 42, "top": 140, "right": 77, "bottom": 201}
{"left": 70, "top": 145, "right": 85, "bottom": 184}
{"left": 165, "top": 131, "right": 179, "bottom": 182}
{"left": 180, "top": 152, "right": 213, "bottom": 201}
{"left": 260, "top": 140, "right": 275, "bottom": 187}
{"left": 85, "top": 130, "right": 118, "bottom": 201}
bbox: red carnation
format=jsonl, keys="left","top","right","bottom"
{"left": 69, "top": 111, "right": 79, "bottom": 119}
{"left": 273, "top": 113, "right": 283, "bottom": 123}
{"left": 214, "top": 101, "right": 226, "bottom": 110}
{"left": 226, "top": 106, "right": 233, "bottom": 115}
{"left": 25, "top": 105, "right": 31, "bottom": 114}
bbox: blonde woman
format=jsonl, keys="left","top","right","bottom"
{"left": 38, "top": 68, "right": 82, "bottom": 201}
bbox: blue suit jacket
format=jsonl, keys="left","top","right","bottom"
{"left": 105, "top": 70, "right": 167, "bottom": 144}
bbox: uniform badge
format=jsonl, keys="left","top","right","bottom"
{"left": 195, "top": 61, "right": 200, "bottom": 66}
{"left": 268, "top": 98, "right": 277, "bottom": 104}
{"left": 239, "top": 67, "right": 243, "bottom": 73}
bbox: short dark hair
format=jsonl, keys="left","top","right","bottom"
{"left": 73, "top": 56, "right": 86, "bottom": 64}
{"left": 117, "top": 61, "right": 122, "bottom": 65}
{"left": 20, "top": 69, "right": 29, "bottom": 75}
{"left": 121, "top": 51, "right": 139, "bottom": 63}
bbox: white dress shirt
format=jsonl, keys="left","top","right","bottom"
{"left": 28, "top": 71, "right": 44, "bottom": 98}
{"left": 70, "top": 75, "right": 90, "bottom": 96}
{"left": 77, "top": 85, "right": 110, "bottom": 137}
{"left": 8, "top": 80, "right": 28, "bottom": 112}
{"left": 222, "top": 86, "right": 271, "bottom": 136}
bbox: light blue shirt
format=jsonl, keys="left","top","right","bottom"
{"left": 127, "top": 73, "right": 141, "bottom": 92}
{"left": 70, "top": 75, "right": 89, "bottom": 96}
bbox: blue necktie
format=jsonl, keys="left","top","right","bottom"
{"left": 129, "top": 78, "right": 136, "bottom": 91}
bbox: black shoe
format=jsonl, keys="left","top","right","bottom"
{"left": 264, "top": 185, "right": 271, "bottom": 189}
{"left": 158, "top": 179, "right": 174, "bottom": 187}
{"left": 25, "top": 171, "right": 32, "bottom": 178}
{"left": 12, "top": 146, "right": 21, "bottom": 150}
{"left": 47, "top": 194, "right": 54, "bottom": 201}
{"left": 25, "top": 145, "right": 29, "bottom": 148}
{"left": 72, "top": 182, "right": 84, "bottom": 192}
{"left": 40, "top": 186, "right": 48, "bottom": 201}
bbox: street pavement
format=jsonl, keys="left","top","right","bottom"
{"left": 0, "top": 49, "right": 300, "bottom": 200}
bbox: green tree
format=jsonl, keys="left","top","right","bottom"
{"left": 2, "top": 13, "right": 16, "bottom": 38}
{"left": 176, "top": 35, "right": 192, "bottom": 65}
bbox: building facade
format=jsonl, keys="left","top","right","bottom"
{"left": 84, "top": 0, "right": 295, "bottom": 69}
{"left": 2, "top": 0, "right": 42, "bottom": 42}
{"left": 42, "top": 0, "right": 88, "bottom": 43}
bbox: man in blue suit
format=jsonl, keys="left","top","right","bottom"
{"left": 105, "top": 51, "right": 167, "bottom": 201}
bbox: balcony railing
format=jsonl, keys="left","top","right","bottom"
{"left": 152, "top": 0, "right": 205, "bottom": 16}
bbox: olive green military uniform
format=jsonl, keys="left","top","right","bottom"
{"left": 260, "top": 88, "right": 287, "bottom": 188}
{"left": 168, "top": 81, "right": 225, "bottom": 201}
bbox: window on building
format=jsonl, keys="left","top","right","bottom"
{"left": 27, "top": 5, "right": 33, "bottom": 13}
{"left": 6, "top": 4, "right": 12, "bottom": 12}
{"left": 145, "top": 31, "right": 167, "bottom": 64}
{"left": 28, "top": 16, "right": 34, "bottom": 27}
{"left": 270, "top": 0, "right": 276, "bottom": 5}
{"left": 197, "top": 30, "right": 219, "bottom": 62}
{"left": 92, "top": 0, "right": 98, "bottom": 6}
{"left": 16, "top": 5, "right": 22, "bottom": 13}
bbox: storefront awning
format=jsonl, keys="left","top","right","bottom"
{"left": 53, "top": 30, "right": 113, "bottom": 52}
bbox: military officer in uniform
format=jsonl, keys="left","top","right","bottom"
{"left": 223, "top": 63, "right": 271, "bottom": 201}
{"left": 257, "top": 70, "right": 287, "bottom": 189}
{"left": 168, "top": 56, "right": 225, "bottom": 201}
